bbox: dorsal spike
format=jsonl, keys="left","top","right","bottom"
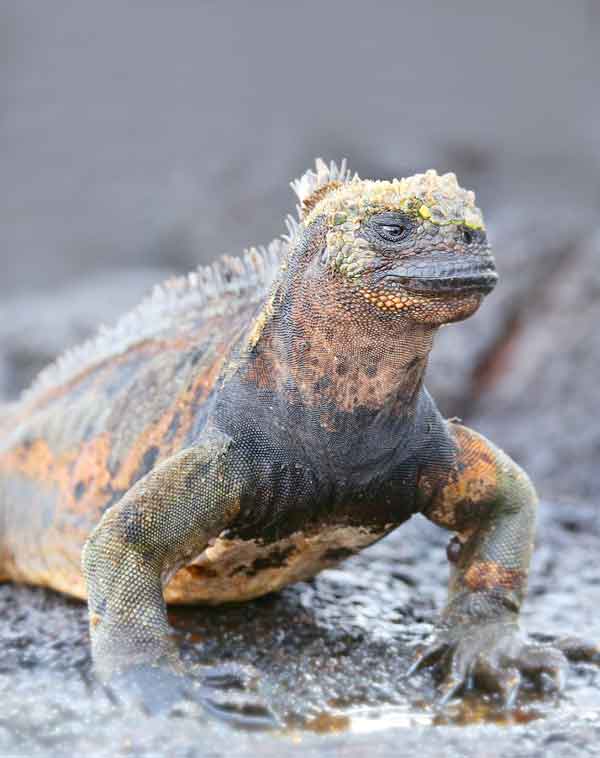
{"left": 290, "top": 158, "right": 355, "bottom": 219}
{"left": 283, "top": 213, "right": 301, "bottom": 243}
{"left": 20, "top": 241, "right": 287, "bottom": 406}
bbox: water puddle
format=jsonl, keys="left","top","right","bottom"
{"left": 295, "top": 698, "right": 544, "bottom": 735}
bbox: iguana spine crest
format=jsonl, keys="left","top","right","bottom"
{"left": 22, "top": 158, "right": 352, "bottom": 405}
{"left": 21, "top": 241, "right": 284, "bottom": 404}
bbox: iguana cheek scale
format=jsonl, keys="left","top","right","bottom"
{"left": 0, "top": 159, "right": 577, "bottom": 711}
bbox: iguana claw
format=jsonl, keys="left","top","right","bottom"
{"left": 198, "top": 662, "right": 280, "bottom": 730}
{"left": 408, "top": 620, "right": 568, "bottom": 707}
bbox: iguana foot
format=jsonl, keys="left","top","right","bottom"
{"left": 197, "top": 662, "right": 280, "bottom": 730}
{"left": 408, "top": 620, "right": 568, "bottom": 707}
{"left": 105, "top": 662, "right": 279, "bottom": 729}
{"left": 105, "top": 664, "right": 191, "bottom": 715}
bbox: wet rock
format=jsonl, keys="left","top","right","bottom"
{"left": 0, "top": 501, "right": 599, "bottom": 757}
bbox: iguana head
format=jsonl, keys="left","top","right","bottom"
{"left": 290, "top": 159, "right": 497, "bottom": 326}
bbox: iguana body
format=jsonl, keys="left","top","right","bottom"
{"left": 0, "top": 160, "right": 569, "bottom": 707}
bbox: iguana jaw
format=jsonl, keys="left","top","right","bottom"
{"left": 353, "top": 250, "right": 497, "bottom": 326}
{"left": 380, "top": 258, "right": 498, "bottom": 296}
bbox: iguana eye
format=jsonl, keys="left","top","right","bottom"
{"left": 365, "top": 212, "right": 412, "bottom": 246}
{"left": 376, "top": 223, "right": 407, "bottom": 243}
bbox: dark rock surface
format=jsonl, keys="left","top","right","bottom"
{"left": 1, "top": 503, "right": 600, "bottom": 758}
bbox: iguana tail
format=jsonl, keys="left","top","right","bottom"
{"left": 0, "top": 402, "right": 12, "bottom": 582}
{"left": 0, "top": 478, "right": 6, "bottom": 584}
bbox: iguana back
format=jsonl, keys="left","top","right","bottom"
{"left": 0, "top": 243, "right": 283, "bottom": 595}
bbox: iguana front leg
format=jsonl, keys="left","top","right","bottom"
{"left": 82, "top": 430, "right": 241, "bottom": 680}
{"left": 414, "top": 423, "right": 568, "bottom": 705}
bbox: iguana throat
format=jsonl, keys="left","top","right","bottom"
{"left": 241, "top": 225, "right": 437, "bottom": 420}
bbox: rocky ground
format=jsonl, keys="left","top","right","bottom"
{"left": 1, "top": 161, "right": 599, "bottom": 757}
{"left": 1, "top": 504, "right": 600, "bottom": 758}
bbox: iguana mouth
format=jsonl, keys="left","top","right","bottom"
{"left": 382, "top": 258, "right": 498, "bottom": 296}
{"left": 391, "top": 270, "right": 498, "bottom": 295}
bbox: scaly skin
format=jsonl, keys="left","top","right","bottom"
{"left": 0, "top": 160, "right": 576, "bottom": 716}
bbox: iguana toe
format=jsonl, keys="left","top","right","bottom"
{"left": 409, "top": 621, "right": 568, "bottom": 707}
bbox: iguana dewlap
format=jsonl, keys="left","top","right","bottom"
{"left": 0, "top": 160, "right": 571, "bottom": 706}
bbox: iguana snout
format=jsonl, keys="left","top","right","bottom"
{"left": 379, "top": 250, "right": 498, "bottom": 295}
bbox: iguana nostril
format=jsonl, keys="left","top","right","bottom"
{"left": 447, "top": 535, "right": 463, "bottom": 564}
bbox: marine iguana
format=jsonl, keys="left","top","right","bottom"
{"left": 0, "top": 159, "right": 576, "bottom": 716}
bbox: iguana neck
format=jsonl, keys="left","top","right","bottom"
{"left": 242, "top": 251, "right": 438, "bottom": 419}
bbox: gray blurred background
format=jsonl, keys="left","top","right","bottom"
{"left": 1, "top": 7, "right": 600, "bottom": 753}
{"left": 1, "top": 0, "right": 599, "bottom": 500}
